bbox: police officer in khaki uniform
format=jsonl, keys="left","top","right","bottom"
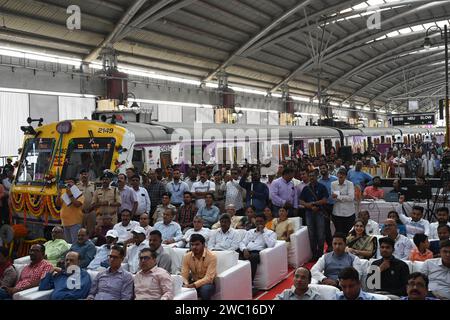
{"left": 91, "top": 172, "right": 121, "bottom": 224}
{"left": 77, "top": 168, "right": 96, "bottom": 235}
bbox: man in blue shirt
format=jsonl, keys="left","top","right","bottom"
{"left": 319, "top": 164, "right": 337, "bottom": 251}
{"left": 69, "top": 228, "right": 97, "bottom": 269}
{"left": 336, "top": 267, "right": 377, "bottom": 300}
{"left": 39, "top": 251, "right": 91, "bottom": 300}
{"left": 239, "top": 167, "right": 269, "bottom": 213}
{"left": 196, "top": 193, "right": 220, "bottom": 228}
{"left": 88, "top": 229, "right": 119, "bottom": 270}
{"left": 300, "top": 171, "right": 329, "bottom": 260}
{"left": 166, "top": 169, "right": 190, "bottom": 207}
{"left": 347, "top": 161, "right": 372, "bottom": 191}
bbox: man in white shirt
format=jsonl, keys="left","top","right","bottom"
{"left": 238, "top": 214, "right": 277, "bottom": 282}
{"left": 176, "top": 216, "right": 210, "bottom": 248}
{"left": 396, "top": 200, "right": 430, "bottom": 239}
{"left": 382, "top": 218, "right": 415, "bottom": 260}
{"left": 208, "top": 214, "right": 241, "bottom": 251}
{"left": 421, "top": 240, "right": 450, "bottom": 299}
{"left": 429, "top": 207, "right": 450, "bottom": 239}
{"left": 113, "top": 209, "right": 140, "bottom": 244}
{"left": 130, "top": 174, "right": 151, "bottom": 220}
{"left": 225, "top": 169, "right": 244, "bottom": 214}
{"left": 331, "top": 168, "right": 356, "bottom": 235}
{"left": 124, "top": 226, "right": 149, "bottom": 274}
{"left": 87, "top": 229, "right": 118, "bottom": 270}
{"left": 191, "top": 169, "right": 215, "bottom": 209}
{"left": 393, "top": 152, "right": 406, "bottom": 178}
{"left": 139, "top": 213, "right": 153, "bottom": 238}
{"left": 358, "top": 210, "right": 380, "bottom": 235}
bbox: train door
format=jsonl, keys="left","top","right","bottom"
{"left": 335, "top": 140, "right": 341, "bottom": 153}
{"left": 143, "top": 146, "right": 160, "bottom": 171}
{"left": 293, "top": 140, "right": 304, "bottom": 159}
{"left": 367, "top": 137, "right": 372, "bottom": 150}
{"left": 324, "top": 139, "right": 332, "bottom": 155}
{"left": 132, "top": 148, "right": 144, "bottom": 173}
{"left": 159, "top": 148, "right": 173, "bottom": 170}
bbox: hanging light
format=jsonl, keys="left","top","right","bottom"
{"left": 422, "top": 36, "right": 432, "bottom": 49}
{"left": 237, "top": 110, "right": 244, "bottom": 118}
{"left": 232, "top": 109, "right": 238, "bottom": 117}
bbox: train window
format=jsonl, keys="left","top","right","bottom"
{"left": 281, "top": 144, "right": 290, "bottom": 160}
{"left": 233, "top": 146, "right": 244, "bottom": 164}
{"left": 315, "top": 142, "right": 321, "bottom": 156}
{"left": 61, "top": 138, "right": 115, "bottom": 181}
{"left": 16, "top": 138, "right": 55, "bottom": 184}
{"left": 250, "top": 142, "right": 258, "bottom": 165}
{"left": 272, "top": 145, "right": 280, "bottom": 161}
{"left": 308, "top": 142, "right": 315, "bottom": 156}
{"left": 217, "top": 147, "right": 228, "bottom": 164}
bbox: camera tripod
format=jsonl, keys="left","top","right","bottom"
{"left": 425, "top": 178, "right": 449, "bottom": 223}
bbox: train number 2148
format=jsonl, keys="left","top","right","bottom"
{"left": 98, "top": 128, "right": 114, "bottom": 134}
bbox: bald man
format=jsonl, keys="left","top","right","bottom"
{"left": 382, "top": 218, "right": 414, "bottom": 260}
{"left": 275, "top": 267, "right": 323, "bottom": 300}
{"left": 44, "top": 227, "right": 71, "bottom": 266}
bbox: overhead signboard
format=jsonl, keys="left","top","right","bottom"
{"left": 391, "top": 113, "right": 435, "bottom": 126}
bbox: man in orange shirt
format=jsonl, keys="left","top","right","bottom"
{"left": 409, "top": 233, "right": 433, "bottom": 262}
{"left": 56, "top": 177, "right": 84, "bottom": 244}
{"left": 181, "top": 234, "right": 217, "bottom": 300}
{"left": 363, "top": 176, "right": 385, "bottom": 200}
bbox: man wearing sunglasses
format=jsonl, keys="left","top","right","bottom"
{"left": 134, "top": 248, "right": 173, "bottom": 300}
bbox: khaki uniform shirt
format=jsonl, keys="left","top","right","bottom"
{"left": 77, "top": 181, "right": 96, "bottom": 213}
{"left": 92, "top": 187, "right": 121, "bottom": 216}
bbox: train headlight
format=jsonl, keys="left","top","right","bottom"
{"left": 56, "top": 121, "right": 72, "bottom": 134}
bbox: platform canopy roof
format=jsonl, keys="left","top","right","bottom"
{"left": 0, "top": 0, "right": 448, "bottom": 113}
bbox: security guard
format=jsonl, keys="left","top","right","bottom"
{"left": 77, "top": 168, "right": 96, "bottom": 235}
{"left": 91, "top": 172, "right": 121, "bottom": 224}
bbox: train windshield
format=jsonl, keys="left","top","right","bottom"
{"left": 16, "top": 138, "right": 55, "bottom": 184}
{"left": 61, "top": 138, "right": 116, "bottom": 181}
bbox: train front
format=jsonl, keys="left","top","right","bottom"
{"left": 10, "top": 119, "right": 130, "bottom": 238}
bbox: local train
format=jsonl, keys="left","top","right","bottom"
{"left": 10, "top": 108, "right": 444, "bottom": 235}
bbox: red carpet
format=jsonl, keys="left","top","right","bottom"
{"left": 253, "top": 244, "right": 326, "bottom": 300}
{"left": 253, "top": 261, "right": 318, "bottom": 300}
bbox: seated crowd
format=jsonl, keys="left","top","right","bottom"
{"left": 1, "top": 159, "right": 450, "bottom": 301}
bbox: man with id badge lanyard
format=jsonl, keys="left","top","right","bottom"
{"left": 300, "top": 171, "right": 329, "bottom": 261}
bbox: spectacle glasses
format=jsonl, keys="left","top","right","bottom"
{"left": 407, "top": 281, "right": 426, "bottom": 289}
{"left": 139, "top": 256, "right": 151, "bottom": 261}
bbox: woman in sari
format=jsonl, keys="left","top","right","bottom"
{"left": 346, "top": 219, "right": 377, "bottom": 259}
{"left": 273, "top": 207, "right": 295, "bottom": 247}
{"left": 264, "top": 206, "right": 274, "bottom": 230}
